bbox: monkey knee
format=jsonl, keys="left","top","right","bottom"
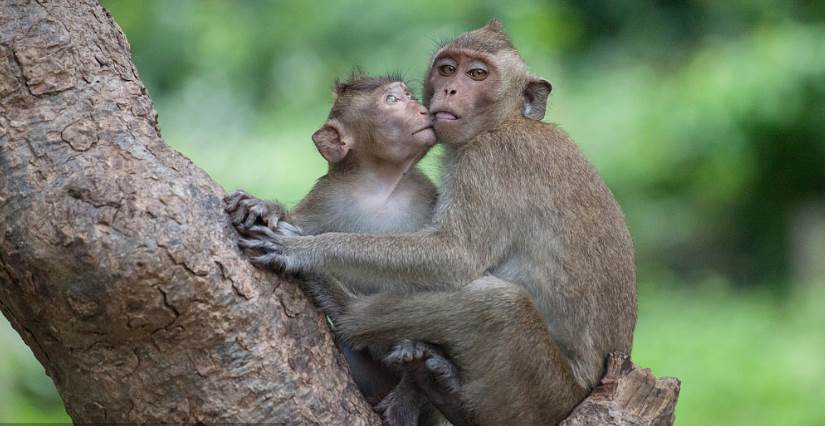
{"left": 465, "top": 276, "right": 533, "bottom": 309}
{"left": 465, "top": 275, "right": 512, "bottom": 292}
{"left": 335, "top": 295, "right": 390, "bottom": 344}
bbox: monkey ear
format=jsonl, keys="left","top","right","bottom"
{"left": 522, "top": 78, "right": 552, "bottom": 121}
{"left": 312, "top": 119, "right": 353, "bottom": 163}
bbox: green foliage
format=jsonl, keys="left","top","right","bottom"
{"left": 0, "top": 318, "right": 71, "bottom": 422}
{"left": 2, "top": 0, "right": 824, "bottom": 423}
{"left": 634, "top": 281, "right": 825, "bottom": 425}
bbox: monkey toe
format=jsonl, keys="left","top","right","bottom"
{"left": 223, "top": 190, "right": 247, "bottom": 211}
{"left": 425, "top": 357, "right": 461, "bottom": 394}
{"left": 383, "top": 340, "right": 430, "bottom": 369}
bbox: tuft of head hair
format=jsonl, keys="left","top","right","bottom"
{"left": 445, "top": 19, "right": 513, "bottom": 54}
{"left": 329, "top": 70, "right": 405, "bottom": 119}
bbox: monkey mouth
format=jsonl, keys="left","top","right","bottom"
{"left": 412, "top": 125, "right": 434, "bottom": 135}
{"left": 432, "top": 111, "right": 460, "bottom": 121}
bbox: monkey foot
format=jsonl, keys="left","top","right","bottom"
{"left": 375, "top": 391, "right": 421, "bottom": 426}
{"left": 423, "top": 356, "right": 461, "bottom": 394}
{"left": 383, "top": 340, "right": 461, "bottom": 394}
{"left": 383, "top": 340, "right": 430, "bottom": 367}
{"left": 374, "top": 381, "right": 424, "bottom": 426}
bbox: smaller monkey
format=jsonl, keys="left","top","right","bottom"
{"left": 225, "top": 73, "right": 458, "bottom": 425}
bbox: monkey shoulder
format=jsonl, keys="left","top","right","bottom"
{"left": 288, "top": 175, "right": 342, "bottom": 235}
{"left": 478, "top": 120, "right": 580, "bottom": 178}
{"left": 523, "top": 119, "right": 574, "bottom": 150}
{"left": 518, "top": 121, "right": 599, "bottom": 177}
{"left": 405, "top": 167, "right": 439, "bottom": 206}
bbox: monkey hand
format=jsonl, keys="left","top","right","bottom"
{"left": 236, "top": 225, "right": 307, "bottom": 273}
{"left": 224, "top": 190, "right": 287, "bottom": 232}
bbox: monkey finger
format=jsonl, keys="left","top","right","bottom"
{"left": 262, "top": 212, "right": 282, "bottom": 231}
{"left": 238, "top": 229, "right": 274, "bottom": 244}
{"left": 230, "top": 207, "right": 251, "bottom": 227}
{"left": 251, "top": 252, "right": 287, "bottom": 269}
{"left": 242, "top": 206, "right": 264, "bottom": 230}
{"left": 237, "top": 199, "right": 263, "bottom": 227}
{"left": 237, "top": 238, "right": 261, "bottom": 249}
{"left": 246, "top": 225, "right": 280, "bottom": 240}
{"left": 237, "top": 238, "right": 281, "bottom": 252}
{"left": 229, "top": 199, "right": 254, "bottom": 224}
{"left": 223, "top": 190, "right": 247, "bottom": 212}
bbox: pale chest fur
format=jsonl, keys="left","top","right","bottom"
{"left": 323, "top": 181, "right": 433, "bottom": 235}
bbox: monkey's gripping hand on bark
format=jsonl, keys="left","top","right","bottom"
{"left": 224, "top": 190, "right": 289, "bottom": 232}
{"left": 235, "top": 224, "right": 305, "bottom": 271}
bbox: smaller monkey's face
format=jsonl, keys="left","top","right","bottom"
{"left": 426, "top": 50, "right": 503, "bottom": 144}
{"left": 367, "top": 82, "right": 436, "bottom": 164}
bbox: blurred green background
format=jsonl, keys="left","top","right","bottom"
{"left": 2, "top": 0, "right": 824, "bottom": 424}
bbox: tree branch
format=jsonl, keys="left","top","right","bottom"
{"left": 562, "top": 354, "right": 681, "bottom": 426}
{"left": 0, "top": 0, "right": 377, "bottom": 423}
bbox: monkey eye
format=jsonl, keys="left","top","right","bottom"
{"left": 467, "top": 68, "right": 488, "bottom": 81}
{"left": 386, "top": 95, "right": 399, "bottom": 104}
{"left": 438, "top": 64, "right": 456, "bottom": 76}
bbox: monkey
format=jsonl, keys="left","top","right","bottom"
{"left": 240, "top": 20, "right": 637, "bottom": 425}
{"left": 225, "top": 73, "right": 463, "bottom": 425}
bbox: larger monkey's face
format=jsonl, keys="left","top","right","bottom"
{"left": 426, "top": 50, "right": 503, "bottom": 145}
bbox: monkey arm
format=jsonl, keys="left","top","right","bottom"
{"left": 294, "top": 230, "right": 482, "bottom": 291}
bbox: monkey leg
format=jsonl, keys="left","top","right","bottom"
{"left": 338, "top": 339, "right": 445, "bottom": 426}
{"left": 372, "top": 372, "right": 431, "bottom": 426}
{"left": 336, "top": 338, "right": 400, "bottom": 406}
{"left": 337, "top": 276, "right": 589, "bottom": 425}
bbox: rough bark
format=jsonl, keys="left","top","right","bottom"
{"left": 562, "top": 354, "right": 681, "bottom": 426}
{"left": 0, "top": 1, "right": 680, "bottom": 424}
{"left": 0, "top": 0, "right": 378, "bottom": 423}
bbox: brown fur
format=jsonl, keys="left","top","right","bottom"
{"left": 257, "top": 21, "right": 637, "bottom": 425}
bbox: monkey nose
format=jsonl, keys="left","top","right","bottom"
{"left": 444, "top": 88, "right": 457, "bottom": 96}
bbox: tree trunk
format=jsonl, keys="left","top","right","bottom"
{"left": 0, "top": 1, "right": 680, "bottom": 424}
{"left": 0, "top": 0, "right": 378, "bottom": 423}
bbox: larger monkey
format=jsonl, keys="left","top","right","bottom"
{"left": 249, "top": 21, "right": 637, "bottom": 425}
